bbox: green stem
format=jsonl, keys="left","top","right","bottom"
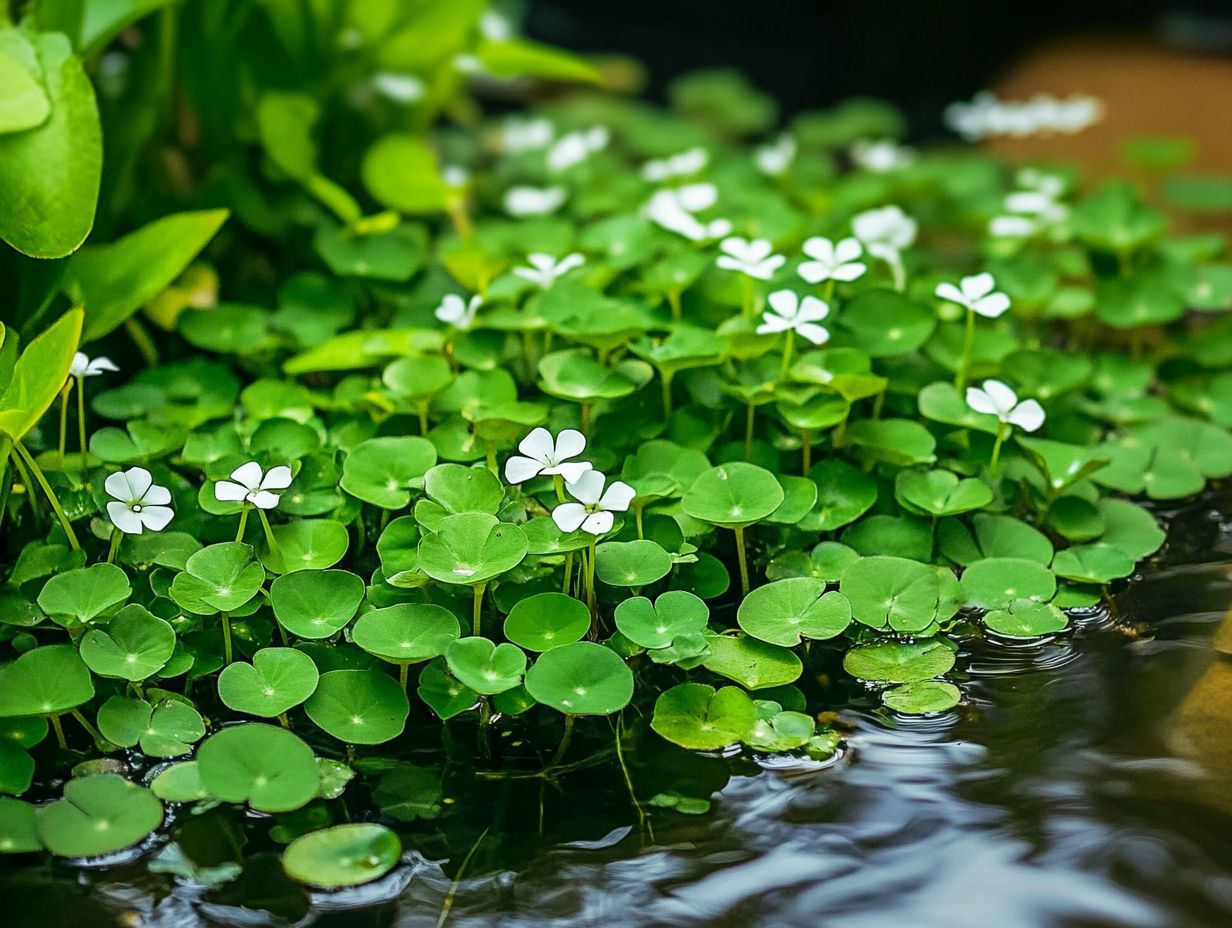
{"left": 990, "top": 422, "right": 1008, "bottom": 473}
{"left": 734, "top": 525, "right": 751, "bottom": 599}
{"left": 581, "top": 403, "right": 591, "bottom": 433}
{"left": 221, "top": 612, "right": 233, "bottom": 664}
{"left": 278, "top": 713, "right": 290, "bottom": 729}
{"left": 77, "top": 379, "right": 89, "bottom": 480}
{"left": 58, "top": 382, "right": 70, "bottom": 457}
{"left": 741, "top": 276, "right": 754, "bottom": 319}
{"left": 548, "top": 714, "right": 575, "bottom": 767}
{"left": 70, "top": 708, "right": 103, "bottom": 745}
{"left": 745, "top": 404, "right": 755, "bottom": 460}
{"left": 635, "top": 504, "right": 645, "bottom": 540}
{"left": 399, "top": 663, "right": 410, "bottom": 691}
{"left": 472, "top": 582, "right": 487, "bottom": 636}
{"left": 615, "top": 716, "right": 651, "bottom": 841}
{"left": 256, "top": 507, "right": 278, "bottom": 556}
{"left": 50, "top": 714, "right": 67, "bottom": 750}
{"left": 821, "top": 279, "right": 836, "bottom": 303}
{"left": 106, "top": 529, "right": 122, "bottom": 564}
{"left": 14, "top": 442, "right": 80, "bottom": 550}
{"left": 779, "top": 328, "right": 795, "bottom": 380}
{"left": 660, "top": 369, "right": 673, "bottom": 417}
{"left": 585, "top": 537, "right": 597, "bottom": 615}
{"left": 955, "top": 308, "right": 975, "bottom": 390}
{"left": 562, "top": 551, "right": 573, "bottom": 594}
{"left": 801, "top": 429, "right": 811, "bottom": 474}
{"left": 667, "top": 289, "right": 682, "bottom": 323}
{"left": 437, "top": 827, "right": 490, "bottom": 928}
{"left": 484, "top": 441, "right": 498, "bottom": 474}
{"left": 552, "top": 474, "right": 566, "bottom": 503}
{"left": 125, "top": 317, "right": 160, "bottom": 366}
{"left": 235, "top": 505, "right": 250, "bottom": 542}
{"left": 417, "top": 401, "right": 430, "bottom": 436}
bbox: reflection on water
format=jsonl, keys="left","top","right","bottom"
{"left": 7, "top": 509, "right": 1232, "bottom": 928}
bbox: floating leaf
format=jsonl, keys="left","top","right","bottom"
{"left": 840, "top": 556, "right": 939, "bottom": 633}
{"left": 36, "top": 775, "right": 162, "bottom": 858}
{"left": 283, "top": 823, "right": 401, "bottom": 888}
{"left": 614, "top": 590, "right": 709, "bottom": 650}
{"left": 882, "top": 681, "right": 961, "bottom": 714}
{"left": 959, "top": 558, "right": 1056, "bottom": 611}
{"left": 196, "top": 723, "right": 319, "bottom": 812}
{"left": 218, "top": 648, "right": 320, "bottom": 717}
{"left": 843, "top": 639, "right": 955, "bottom": 683}
{"left": 701, "top": 634, "right": 802, "bottom": 689}
{"left": 524, "top": 641, "right": 634, "bottom": 715}
{"left": 651, "top": 683, "right": 756, "bottom": 751}
{"left": 305, "top": 670, "right": 409, "bottom": 744}
{"left": 79, "top": 605, "right": 174, "bottom": 680}
{"left": 737, "top": 579, "right": 850, "bottom": 646}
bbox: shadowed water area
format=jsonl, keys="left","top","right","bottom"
{"left": 4, "top": 498, "right": 1232, "bottom": 928}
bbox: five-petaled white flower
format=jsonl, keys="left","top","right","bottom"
{"left": 513, "top": 253, "right": 585, "bottom": 289}
{"left": 643, "top": 184, "right": 731, "bottom": 242}
{"left": 965, "top": 380, "right": 1045, "bottom": 432}
{"left": 798, "top": 236, "right": 867, "bottom": 285}
{"left": 755, "top": 133, "right": 796, "bottom": 177}
{"left": 757, "top": 290, "right": 831, "bottom": 345}
{"left": 547, "top": 126, "right": 609, "bottom": 173}
{"left": 551, "top": 470, "right": 636, "bottom": 536}
{"left": 641, "top": 147, "right": 709, "bottom": 182}
{"left": 503, "top": 185, "right": 566, "bottom": 217}
{"left": 435, "top": 293, "right": 483, "bottom": 330}
{"left": 850, "top": 139, "right": 915, "bottom": 173}
{"left": 505, "top": 428, "right": 592, "bottom": 485}
{"left": 716, "top": 237, "right": 786, "bottom": 281}
{"left": 105, "top": 467, "right": 174, "bottom": 535}
{"left": 71, "top": 352, "right": 119, "bottom": 378}
{"left": 215, "top": 461, "right": 293, "bottom": 511}
{"left": 935, "top": 272, "right": 1010, "bottom": 319}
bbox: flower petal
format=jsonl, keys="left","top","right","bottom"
{"left": 935, "top": 282, "right": 966, "bottom": 305}
{"left": 835, "top": 237, "right": 863, "bottom": 263}
{"left": 832, "top": 261, "right": 867, "bottom": 282}
{"left": 250, "top": 491, "right": 282, "bottom": 510}
{"left": 553, "top": 428, "right": 586, "bottom": 461}
{"left": 104, "top": 470, "right": 133, "bottom": 503}
{"left": 142, "top": 483, "right": 172, "bottom": 506}
{"left": 551, "top": 502, "right": 588, "bottom": 533}
{"left": 261, "top": 466, "right": 294, "bottom": 491}
{"left": 766, "top": 290, "right": 798, "bottom": 319}
{"left": 962, "top": 272, "right": 996, "bottom": 300}
{"left": 965, "top": 387, "right": 998, "bottom": 416}
{"left": 552, "top": 461, "right": 593, "bottom": 484}
{"left": 801, "top": 236, "right": 835, "bottom": 263}
{"left": 981, "top": 379, "right": 1019, "bottom": 415}
{"left": 581, "top": 511, "right": 614, "bottom": 535}
{"left": 973, "top": 292, "right": 1010, "bottom": 318}
{"left": 1008, "top": 399, "right": 1046, "bottom": 432}
{"left": 504, "top": 455, "right": 544, "bottom": 485}
{"left": 215, "top": 480, "right": 249, "bottom": 502}
{"left": 517, "top": 427, "right": 555, "bottom": 463}
{"left": 566, "top": 470, "right": 605, "bottom": 505}
{"left": 797, "top": 296, "right": 829, "bottom": 322}
{"left": 795, "top": 322, "right": 831, "bottom": 346}
{"left": 139, "top": 506, "right": 174, "bottom": 532}
{"left": 124, "top": 467, "right": 154, "bottom": 502}
{"left": 229, "top": 461, "right": 264, "bottom": 491}
{"left": 107, "top": 502, "right": 144, "bottom": 535}
{"left": 598, "top": 480, "right": 636, "bottom": 512}
{"left": 797, "top": 261, "right": 830, "bottom": 284}
{"left": 757, "top": 314, "right": 793, "bottom": 334}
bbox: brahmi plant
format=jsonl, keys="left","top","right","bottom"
{"left": 1, "top": 0, "right": 1231, "bottom": 896}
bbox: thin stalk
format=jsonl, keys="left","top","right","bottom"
{"left": 888, "top": 253, "right": 906, "bottom": 292}
{"left": 955, "top": 308, "right": 976, "bottom": 390}
{"left": 11, "top": 448, "right": 41, "bottom": 519}
{"left": 235, "top": 505, "right": 250, "bottom": 542}
{"left": 548, "top": 714, "right": 575, "bottom": 767}
{"left": 581, "top": 403, "right": 591, "bottom": 433}
{"left": 472, "top": 582, "right": 487, "bottom": 636}
{"left": 76, "top": 379, "right": 89, "bottom": 479}
{"left": 437, "top": 827, "right": 490, "bottom": 928}
{"left": 660, "top": 369, "right": 673, "bottom": 417}
{"left": 740, "top": 276, "right": 754, "bottom": 318}
{"left": 562, "top": 552, "right": 573, "bottom": 594}
{"left": 14, "top": 442, "right": 80, "bottom": 549}
{"left": 278, "top": 713, "right": 290, "bottom": 729}
{"left": 635, "top": 504, "right": 645, "bottom": 540}
{"left": 779, "top": 328, "right": 796, "bottom": 381}
{"left": 745, "top": 404, "right": 755, "bottom": 460}
{"left": 615, "top": 716, "right": 652, "bottom": 841}
{"left": 220, "top": 612, "right": 233, "bottom": 664}
{"left": 667, "top": 289, "right": 682, "bottom": 323}
{"left": 256, "top": 507, "right": 278, "bottom": 557}
{"left": 125, "top": 317, "right": 160, "bottom": 366}
{"left": 552, "top": 474, "right": 566, "bottom": 503}
{"left": 801, "top": 429, "right": 812, "bottom": 474}
{"left": 58, "top": 382, "right": 71, "bottom": 457}
{"left": 399, "top": 663, "right": 410, "bottom": 691}
{"left": 70, "top": 708, "right": 103, "bottom": 746}
{"left": 733, "top": 525, "right": 751, "bottom": 599}
{"left": 105, "top": 529, "right": 122, "bottom": 564}
{"left": 585, "top": 537, "right": 597, "bottom": 615}
{"left": 989, "top": 422, "right": 1008, "bottom": 473}
{"left": 821, "top": 279, "right": 836, "bottom": 303}
{"left": 484, "top": 441, "right": 498, "bottom": 474}
{"left": 417, "top": 400, "right": 430, "bottom": 435}
{"left": 49, "top": 714, "right": 67, "bottom": 750}
{"left": 871, "top": 390, "right": 885, "bottom": 420}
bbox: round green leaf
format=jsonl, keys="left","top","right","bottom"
{"left": 197, "top": 723, "right": 319, "bottom": 813}
{"left": 882, "top": 681, "right": 961, "bottom": 714}
{"left": 37, "top": 563, "right": 131, "bottom": 626}
{"left": 983, "top": 601, "right": 1069, "bottom": 638}
{"left": 445, "top": 638, "right": 526, "bottom": 696}
{"left": 960, "top": 558, "right": 1056, "bottom": 611}
{"left": 352, "top": 604, "right": 460, "bottom": 663}
{"left": 737, "top": 579, "right": 851, "bottom": 646}
{"left": 36, "top": 775, "right": 162, "bottom": 858}
{"left": 525, "top": 641, "right": 634, "bottom": 715}
{"left": 840, "top": 556, "right": 939, "bottom": 632}
{"left": 79, "top": 605, "right": 175, "bottom": 681}
{"left": 304, "top": 670, "right": 409, "bottom": 744}
{"left": 0, "top": 645, "right": 94, "bottom": 717}
{"left": 614, "top": 590, "right": 709, "bottom": 650}
{"left": 218, "top": 648, "right": 320, "bottom": 717}
{"left": 843, "top": 639, "right": 955, "bottom": 683}
{"left": 651, "top": 683, "right": 756, "bottom": 750}
{"left": 283, "top": 823, "right": 402, "bottom": 888}
{"left": 594, "top": 540, "right": 673, "bottom": 587}
{"left": 0, "top": 798, "right": 41, "bottom": 853}
{"left": 340, "top": 436, "right": 437, "bottom": 509}
{"left": 503, "top": 592, "right": 591, "bottom": 652}
{"left": 270, "top": 569, "right": 365, "bottom": 639}
{"left": 701, "top": 634, "right": 802, "bottom": 689}
{"left": 681, "top": 462, "right": 784, "bottom": 528}
{"left": 417, "top": 513, "right": 528, "bottom": 586}
{"left": 170, "top": 543, "right": 264, "bottom": 615}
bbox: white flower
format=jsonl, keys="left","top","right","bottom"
{"left": 850, "top": 139, "right": 914, "bottom": 173}
{"left": 453, "top": 53, "right": 483, "bottom": 75}
{"left": 641, "top": 147, "right": 709, "bottom": 182}
{"left": 70, "top": 352, "right": 119, "bottom": 378}
{"left": 480, "top": 10, "right": 513, "bottom": 40}
{"left": 935, "top": 272, "right": 1010, "bottom": 319}
{"left": 852, "top": 205, "right": 917, "bottom": 258}
{"left": 513, "top": 253, "right": 585, "bottom": 289}
{"left": 547, "top": 126, "right": 609, "bottom": 173}
{"left": 435, "top": 293, "right": 483, "bottom": 330}
{"left": 442, "top": 165, "right": 469, "bottom": 190}
{"left": 757, "top": 290, "right": 830, "bottom": 345}
{"left": 502, "top": 116, "right": 554, "bottom": 153}
{"left": 551, "top": 470, "right": 635, "bottom": 536}
{"left": 214, "top": 461, "right": 293, "bottom": 511}
{"left": 966, "top": 380, "right": 1045, "bottom": 432}
{"left": 716, "top": 237, "right": 786, "bottom": 281}
{"left": 372, "top": 72, "right": 424, "bottom": 104}
{"left": 643, "top": 184, "right": 731, "bottom": 242}
{"left": 944, "top": 91, "right": 1101, "bottom": 142}
{"left": 503, "top": 185, "right": 566, "bottom": 217}
{"left": 105, "top": 467, "right": 174, "bottom": 535}
{"left": 798, "top": 236, "right": 866, "bottom": 285}
{"left": 505, "top": 428, "right": 592, "bottom": 485}
{"left": 755, "top": 133, "right": 796, "bottom": 177}
{"left": 989, "top": 170, "right": 1069, "bottom": 239}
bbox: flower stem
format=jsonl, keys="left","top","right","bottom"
{"left": 990, "top": 422, "right": 1008, "bottom": 473}
{"left": 733, "top": 525, "right": 751, "bottom": 599}
{"left": 76, "top": 379, "right": 89, "bottom": 480}
{"left": 741, "top": 276, "right": 754, "bottom": 319}
{"left": 548, "top": 714, "right": 575, "bottom": 768}
{"left": 889, "top": 254, "right": 906, "bottom": 292}
{"left": 585, "top": 537, "right": 597, "bottom": 615}
{"left": 484, "top": 441, "right": 498, "bottom": 474}
{"left": 417, "top": 401, "right": 430, "bottom": 436}
{"left": 106, "top": 529, "right": 122, "bottom": 565}
{"left": 256, "top": 507, "right": 278, "bottom": 557}
{"left": 278, "top": 713, "right": 290, "bottom": 729}
{"left": 581, "top": 403, "right": 591, "bottom": 433}
{"left": 472, "top": 581, "right": 487, "bottom": 636}
{"left": 552, "top": 474, "right": 566, "bottom": 503}
{"left": 235, "top": 505, "right": 250, "bottom": 542}
{"left": 822, "top": 279, "right": 836, "bottom": 303}
{"left": 14, "top": 441, "right": 80, "bottom": 550}
{"left": 220, "top": 612, "right": 233, "bottom": 663}
{"left": 667, "top": 289, "right": 682, "bottom": 323}
{"left": 744, "top": 404, "right": 755, "bottom": 460}
{"left": 955, "top": 308, "right": 976, "bottom": 390}
{"left": 49, "top": 714, "right": 67, "bottom": 750}
{"left": 125, "top": 317, "right": 160, "bottom": 366}
{"left": 779, "top": 328, "right": 795, "bottom": 381}
{"left": 635, "top": 503, "right": 645, "bottom": 540}
{"left": 399, "top": 663, "right": 410, "bottom": 691}
{"left": 562, "top": 552, "right": 573, "bottom": 594}
{"left": 58, "top": 381, "right": 71, "bottom": 457}
{"left": 660, "top": 369, "right": 673, "bottom": 417}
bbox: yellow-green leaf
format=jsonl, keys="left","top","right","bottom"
{"left": 0, "top": 308, "right": 83, "bottom": 442}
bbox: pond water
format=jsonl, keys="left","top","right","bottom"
{"left": 6, "top": 498, "right": 1232, "bottom": 928}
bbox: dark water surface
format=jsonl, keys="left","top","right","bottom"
{"left": 6, "top": 507, "right": 1232, "bottom": 927}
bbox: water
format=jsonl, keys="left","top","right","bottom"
{"left": 7, "top": 502, "right": 1232, "bottom": 927}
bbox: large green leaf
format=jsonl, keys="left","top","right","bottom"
{"left": 66, "top": 210, "right": 230, "bottom": 341}
{"left": 0, "top": 33, "right": 50, "bottom": 133}
{"left": 0, "top": 308, "right": 83, "bottom": 441}
{"left": 0, "top": 32, "right": 101, "bottom": 258}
